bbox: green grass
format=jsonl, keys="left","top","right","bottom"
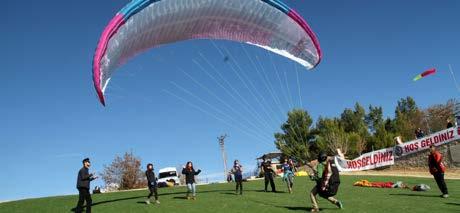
{"left": 1, "top": 176, "right": 459, "bottom": 213}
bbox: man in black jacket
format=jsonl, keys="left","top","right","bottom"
{"left": 261, "top": 156, "right": 276, "bottom": 192}
{"left": 75, "top": 158, "right": 97, "bottom": 213}
{"left": 145, "top": 163, "right": 160, "bottom": 204}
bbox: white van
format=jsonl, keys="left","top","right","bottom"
{"left": 157, "top": 167, "right": 180, "bottom": 186}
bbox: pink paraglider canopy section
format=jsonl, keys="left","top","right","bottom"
{"left": 93, "top": 0, "right": 322, "bottom": 106}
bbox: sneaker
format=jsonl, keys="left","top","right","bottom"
{"left": 192, "top": 196, "right": 196, "bottom": 200}
{"left": 145, "top": 199, "right": 150, "bottom": 205}
{"left": 155, "top": 200, "right": 161, "bottom": 204}
{"left": 310, "top": 208, "right": 320, "bottom": 212}
{"left": 336, "top": 201, "right": 343, "bottom": 209}
{"left": 442, "top": 194, "right": 449, "bottom": 198}
{"left": 186, "top": 196, "right": 191, "bottom": 200}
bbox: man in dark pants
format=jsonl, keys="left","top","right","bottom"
{"left": 428, "top": 146, "right": 449, "bottom": 198}
{"left": 145, "top": 163, "right": 160, "bottom": 204}
{"left": 76, "top": 158, "right": 97, "bottom": 213}
{"left": 261, "top": 156, "right": 276, "bottom": 192}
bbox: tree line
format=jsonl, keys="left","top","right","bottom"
{"left": 274, "top": 97, "right": 455, "bottom": 161}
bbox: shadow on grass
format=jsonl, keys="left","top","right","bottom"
{"left": 446, "top": 202, "right": 460, "bottom": 206}
{"left": 275, "top": 206, "right": 331, "bottom": 211}
{"left": 173, "top": 196, "right": 188, "bottom": 200}
{"left": 220, "top": 192, "right": 239, "bottom": 195}
{"left": 69, "top": 189, "right": 247, "bottom": 211}
{"left": 250, "top": 189, "right": 287, "bottom": 194}
{"left": 389, "top": 193, "right": 439, "bottom": 198}
{"left": 92, "top": 196, "right": 146, "bottom": 206}
{"left": 161, "top": 189, "right": 234, "bottom": 196}
{"left": 136, "top": 201, "right": 146, "bottom": 204}
{"left": 71, "top": 196, "right": 146, "bottom": 212}
{"left": 135, "top": 201, "right": 162, "bottom": 205}
{"left": 278, "top": 206, "right": 310, "bottom": 211}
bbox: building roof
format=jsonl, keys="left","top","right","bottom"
{"left": 256, "top": 151, "right": 282, "bottom": 160}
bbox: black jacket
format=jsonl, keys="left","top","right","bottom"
{"left": 262, "top": 161, "right": 274, "bottom": 174}
{"left": 145, "top": 170, "right": 157, "bottom": 187}
{"left": 76, "top": 167, "right": 95, "bottom": 189}
{"left": 182, "top": 168, "right": 201, "bottom": 184}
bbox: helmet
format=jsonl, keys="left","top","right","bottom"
{"left": 318, "top": 152, "right": 327, "bottom": 162}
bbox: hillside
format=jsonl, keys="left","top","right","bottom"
{"left": 1, "top": 176, "right": 459, "bottom": 213}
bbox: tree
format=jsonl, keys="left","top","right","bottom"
{"left": 100, "top": 151, "right": 146, "bottom": 190}
{"left": 275, "top": 97, "right": 454, "bottom": 160}
{"left": 373, "top": 124, "right": 396, "bottom": 149}
{"left": 348, "top": 132, "right": 367, "bottom": 156}
{"left": 274, "top": 109, "right": 314, "bottom": 161}
{"left": 394, "top": 97, "right": 424, "bottom": 141}
{"left": 365, "top": 105, "right": 383, "bottom": 133}
{"left": 425, "top": 99, "right": 455, "bottom": 132}
{"left": 340, "top": 103, "right": 369, "bottom": 140}
{"left": 384, "top": 118, "right": 396, "bottom": 133}
{"left": 315, "top": 117, "right": 350, "bottom": 156}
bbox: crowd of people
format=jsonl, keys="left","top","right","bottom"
{"left": 74, "top": 146, "right": 451, "bottom": 212}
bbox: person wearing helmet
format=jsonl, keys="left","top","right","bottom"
{"left": 309, "top": 152, "right": 343, "bottom": 212}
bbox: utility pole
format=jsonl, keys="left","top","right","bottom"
{"left": 218, "top": 134, "right": 228, "bottom": 180}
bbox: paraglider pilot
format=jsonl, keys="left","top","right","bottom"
{"left": 75, "top": 158, "right": 98, "bottom": 213}
{"left": 309, "top": 152, "right": 343, "bottom": 212}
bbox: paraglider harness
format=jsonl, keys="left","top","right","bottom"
{"left": 316, "top": 160, "right": 340, "bottom": 198}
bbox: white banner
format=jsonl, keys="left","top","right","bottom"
{"left": 394, "top": 127, "right": 459, "bottom": 157}
{"left": 334, "top": 147, "right": 395, "bottom": 172}
{"left": 332, "top": 127, "right": 459, "bottom": 172}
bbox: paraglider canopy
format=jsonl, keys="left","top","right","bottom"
{"left": 413, "top": 68, "right": 436, "bottom": 81}
{"left": 92, "top": 0, "right": 322, "bottom": 106}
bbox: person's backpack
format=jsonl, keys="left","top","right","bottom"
{"left": 319, "top": 160, "right": 341, "bottom": 198}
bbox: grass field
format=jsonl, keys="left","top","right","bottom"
{"left": 1, "top": 175, "right": 459, "bottom": 213}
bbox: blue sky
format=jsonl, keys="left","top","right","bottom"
{"left": 2, "top": 0, "right": 459, "bottom": 201}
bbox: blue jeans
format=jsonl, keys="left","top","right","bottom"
{"left": 187, "top": 183, "right": 196, "bottom": 197}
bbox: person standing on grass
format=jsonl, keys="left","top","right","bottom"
{"left": 75, "top": 158, "right": 98, "bottom": 213}
{"left": 309, "top": 152, "right": 343, "bottom": 212}
{"left": 182, "top": 161, "right": 201, "bottom": 200}
{"left": 282, "top": 159, "right": 295, "bottom": 193}
{"left": 261, "top": 156, "right": 276, "bottom": 192}
{"left": 145, "top": 163, "right": 160, "bottom": 204}
{"left": 231, "top": 160, "right": 243, "bottom": 195}
{"left": 428, "top": 145, "right": 449, "bottom": 198}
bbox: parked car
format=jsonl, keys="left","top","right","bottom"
{"left": 157, "top": 167, "right": 180, "bottom": 187}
